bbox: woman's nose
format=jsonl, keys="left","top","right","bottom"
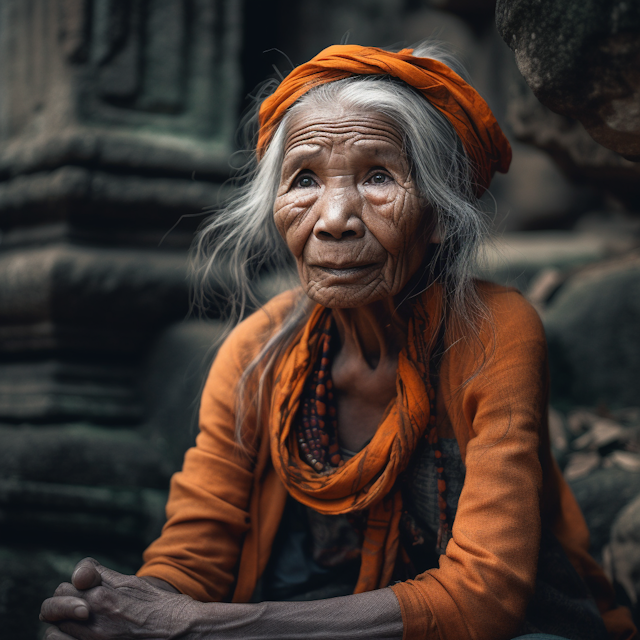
{"left": 313, "top": 185, "right": 366, "bottom": 240}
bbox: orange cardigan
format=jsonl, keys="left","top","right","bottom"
{"left": 138, "top": 283, "right": 636, "bottom": 640}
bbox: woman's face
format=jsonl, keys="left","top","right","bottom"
{"left": 273, "top": 103, "right": 433, "bottom": 309}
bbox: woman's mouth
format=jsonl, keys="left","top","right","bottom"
{"left": 316, "top": 263, "right": 377, "bottom": 276}
{"left": 310, "top": 263, "right": 380, "bottom": 283}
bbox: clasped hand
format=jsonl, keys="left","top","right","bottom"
{"left": 40, "top": 558, "right": 199, "bottom": 640}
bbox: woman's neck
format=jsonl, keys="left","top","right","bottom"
{"left": 332, "top": 297, "right": 409, "bottom": 370}
{"left": 330, "top": 260, "right": 435, "bottom": 368}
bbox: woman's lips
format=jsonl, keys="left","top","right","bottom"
{"left": 313, "top": 263, "right": 378, "bottom": 279}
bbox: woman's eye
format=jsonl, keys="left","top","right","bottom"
{"left": 295, "top": 174, "right": 316, "bottom": 188}
{"left": 367, "top": 172, "right": 391, "bottom": 185}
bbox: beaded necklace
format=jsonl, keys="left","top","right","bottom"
{"left": 295, "top": 313, "right": 452, "bottom": 555}
{"left": 296, "top": 315, "right": 342, "bottom": 473}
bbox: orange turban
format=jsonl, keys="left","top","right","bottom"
{"left": 257, "top": 44, "right": 511, "bottom": 196}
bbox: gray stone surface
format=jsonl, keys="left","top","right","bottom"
{"left": 0, "top": 245, "right": 189, "bottom": 340}
{"left": 0, "top": 2, "right": 242, "bottom": 636}
{"left": 0, "top": 0, "right": 241, "bottom": 245}
{"left": 605, "top": 493, "right": 640, "bottom": 615}
{"left": 141, "top": 320, "right": 226, "bottom": 471}
{"left": 0, "top": 479, "right": 167, "bottom": 547}
{"left": 478, "top": 230, "right": 636, "bottom": 293}
{"left": 429, "top": 0, "right": 495, "bottom": 17}
{"left": 0, "top": 424, "right": 172, "bottom": 488}
{"left": 505, "top": 67, "right": 640, "bottom": 209}
{"left": 0, "top": 245, "right": 194, "bottom": 422}
{"left": 0, "top": 361, "right": 144, "bottom": 423}
{"left": 0, "top": 166, "right": 230, "bottom": 241}
{"left": 569, "top": 467, "right": 640, "bottom": 562}
{"left": 0, "top": 1, "right": 241, "bottom": 149}
{"left": 544, "top": 254, "right": 640, "bottom": 407}
{"left": 496, "top": 0, "right": 640, "bottom": 159}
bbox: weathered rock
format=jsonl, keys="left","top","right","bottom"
{"left": 604, "top": 493, "right": 640, "bottom": 613}
{"left": 544, "top": 253, "right": 640, "bottom": 407}
{"left": 426, "top": 0, "right": 496, "bottom": 22}
{"left": 0, "top": 244, "right": 195, "bottom": 422}
{"left": 505, "top": 69, "right": 640, "bottom": 209}
{"left": 0, "top": 167, "right": 230, "bottom": 244}
{"left": 0, "top": 360, "right": 144, "bottom": 423}
{"left": 0, "top": 424, "right": 172, "bottom": 488}
{"left": 0, "top": 245, "right": 189, "bottom": 347}
{"left": 141, "top": 320, "right": 226, "bottom": 471}
{"left": 478, "top": 230, "right": 636, "bottom": 292}
{"left": 0, "top": 2, "right": 242, "bottom": 635}
{"left": 0, "top": 1, "right": 241, "bottom": 152}
{"left": 0, "top": 479, "right": 166, "bottom": 547}
{"left": 569, "top": 467, "right": 640, "bottom": 561}
{"left": 496, "top": 0, "right": 640, "bottom": 160}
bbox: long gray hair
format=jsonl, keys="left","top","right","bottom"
{"left": 191, "top": 41, "right": 491, "bottom": 441}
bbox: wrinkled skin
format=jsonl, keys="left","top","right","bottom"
{"left": 40, "top": 104, "right": 435, "bottom": 638}
{"left": 274, "top": 104, "right": 431, "bottom": 309}
{"left": 40, "top": 558, "right": 198, "bottom": 640}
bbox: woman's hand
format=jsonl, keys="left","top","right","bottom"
{"left": 40, "top": 558, "right": 200, "bottom": 640}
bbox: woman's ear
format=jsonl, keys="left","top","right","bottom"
{"left": 430, "top": 222, "right": 441, "bottom": 244}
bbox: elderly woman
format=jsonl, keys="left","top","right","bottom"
{"left": 40, "top": 43, "right": 636, "bottom": 640}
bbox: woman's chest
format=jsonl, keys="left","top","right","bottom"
{"left": 331, "top": 352, "right": 398, "bottom": 451}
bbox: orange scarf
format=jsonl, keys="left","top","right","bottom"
{"left": 269, "top": 289, "right": 443, "bottom": 592}
{"left": 257, "top": 44, "right": 511, "bottom": 196}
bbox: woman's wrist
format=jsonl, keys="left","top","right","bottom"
{"left": 179, "top": 589, "right": 402, "bottom": 640}
{"left": 177, "top": 599, "right": 224, "bottom": 640}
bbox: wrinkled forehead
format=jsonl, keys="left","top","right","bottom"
{"left": 282, "top": 102, "right": 406, "bottom": 165}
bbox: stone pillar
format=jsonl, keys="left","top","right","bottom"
{"left": 0, "top": 1, "right": 240, "bottom": 637}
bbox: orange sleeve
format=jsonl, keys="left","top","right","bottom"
{"left": 392, "top": 288, "right": 548, "bottom": 640}
{"left": 136, "top": 291, "right": 298, "bottom": 601}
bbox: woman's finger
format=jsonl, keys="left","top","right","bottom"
{"left": 94, "top": 563, "right": 131, "bottom": 588}
{"left": 43, "top": 625, "right": 79, "bottom": 640}
{"left": 53, "top": 582, "right": 80, "bottom": 598}
{"left": 40, "top": 596, "right": 89, "bottom": 623}
{"left": 71, "top": 558, "right": 102, "bottom": 591}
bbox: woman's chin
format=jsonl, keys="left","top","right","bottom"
{"left": 302, "top": 282, "right": 390, "bottom": 309}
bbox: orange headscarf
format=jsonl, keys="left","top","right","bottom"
{"left": 269, "top": 288, "right": 444, "bottom": 592}
{"left": 257, "top": 44, "right": 511, "bottom": 196}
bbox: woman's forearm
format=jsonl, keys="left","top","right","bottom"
{"left": 187, "top": 588, "right": 403, "bottom": 640}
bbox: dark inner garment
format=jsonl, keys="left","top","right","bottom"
{"left": 258, "top": 438, "right": 609, "bottom": 640}
{"left": 260, "top": 438, "right": 465, "bottom": 601}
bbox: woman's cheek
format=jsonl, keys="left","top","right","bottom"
{"left": 274, "top": 198, "right": 316, "bottom": 258}
{"left": 362, "top": 184, "right": 398, "bottom": 208}
{"left": 274, "top": 194, "right": 304, "bottom": 235}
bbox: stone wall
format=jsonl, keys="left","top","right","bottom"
{"left": 0, "top": 1, "right": 239, "bottom": 637}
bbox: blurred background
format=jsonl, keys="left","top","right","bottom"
{"left": 0, "top": 1, "right": 639, "bottom": 637}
